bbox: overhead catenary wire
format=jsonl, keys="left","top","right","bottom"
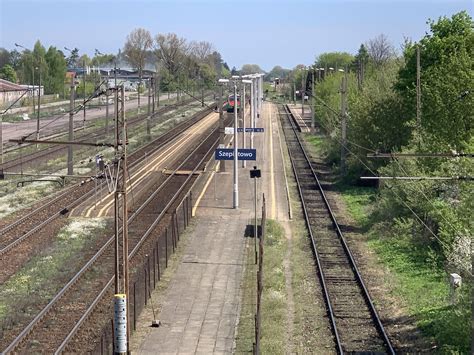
{"left": 391, "top": 154, "right": 469, "bottom": 239}
{"left": 18, "top": 79, "right": 110, "bottom": 142}
{"left": 286, "top": 102, "right": 455, "bottom": 255}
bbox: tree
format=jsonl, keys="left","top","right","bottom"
{"left": 396, "top": 11, "right": 473, "bottom": 152}
{"left": 366, "top": 34, "right": 395, "bottom": 66}
{"left": 78, "top": 54, "right": 91, "bottom": 67}
{"left": 9, "top": 49, "right": 21, "bottom": 69}
{"left": 240, "top": 64, "right": 263, "bottom": 75}
{"left": 0, "top": 48, "right": 10, "bottom": 68}
{"left": 154, "top": 32, "right": 188, "bottom": 77}
{"left": 44, "top": 46, "right": 66, "bottom": 94}
{"left": 190, "top": 41, "right": 214, "bottom": 62}
{"left": 0, "top": 64, "right": 17, "bottom": 82}
{"left": 315, "top": 52, "right": 354, "bottom": 71}
{"left": 91, "top": 52, "right": 116, "bottom": 67}
{"left": 66, "top": 47, "right": 79, "bottom": 67}
{"left": 124, "top": 28, "right": 153, "bottom": 72}
{"left": 265, "top": 65, "right": 291, "bottom": 81}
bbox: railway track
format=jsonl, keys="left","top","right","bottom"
{"left": 0, "top": 96, "right": 198, "bottom": 172}
{"left": 0, "top": 104, "right": 216, "bottom": 284}
{"left": 1, "top": 108, "right": 227, "bottom": 353}
{"left": 280, "top": 104, "right": 394, "bottom": 354}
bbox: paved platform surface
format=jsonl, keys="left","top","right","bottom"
{"left": 136, "top": 102, "right": 288, "bottom": 354}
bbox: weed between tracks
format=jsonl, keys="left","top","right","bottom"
{"left": 0, "top": 100, "right": 213, "bottom": 222}
{"left": 0, "top": 180, "right": 58, "bottom": 219}
{"left": 0, "top": 218, "right": 109, "bottom": 339}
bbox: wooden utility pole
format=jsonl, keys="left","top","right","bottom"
{"left": 301, "top": 70, "right": 305, "bottom": 115}
{"left": 67, "top": 75, "right": 75, "bottom": 175}
{"left": 340, "top": 71, "right": 348, "bottom": 175}
{"left": 151, "top": 77, "right": 156, "bottom": 114}
{"left": 293, "top": 82, "right": 296, "bottom": 104}
{"left": 416, "top": 45, "right": 421, "bottom": 142}
{"left": 105, "top": 76, "right": 110, "bottom": 136}
{"left": 147, "top": 78, "right": 151, "bottom": 137}
{"left": 156, "top": 74, "right": 160, "bottom": 108}
{"left": 311, "top": 70, "right": 315, "bottom": 132}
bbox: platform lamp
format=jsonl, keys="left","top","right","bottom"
{"left": 218, "top": 77, "right": 239, "bottom": 208}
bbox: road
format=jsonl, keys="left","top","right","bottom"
{"left": 1, "top": 92, "right": 178, "bottom": 143}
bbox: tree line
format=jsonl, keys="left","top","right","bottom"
{"left": 0, "top": 28, "right": 230, "bottom": 97}
{"left": 285, "top": 11, "right": 472, "bottom": 276}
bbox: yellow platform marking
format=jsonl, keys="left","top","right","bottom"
{"left": 269, "top": 103, "right": 276, "bottom": 219}
{"left": 191, "top": 135, "right": 234, "bottom": 216}
{"left": 83, "top": 112, "right": 218, "bottom": 217}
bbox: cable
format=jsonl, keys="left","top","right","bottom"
{"left": 391, "top": 155, "right": 468, "bottom": 239}
{"left": 0, "top": 89, "right": 31, "bottom": 115}
{"left": 19, "top": 80, "right": 109, "bottom": 141}
{"left": 297, "top": 105, "right": 454, "bottom": 253}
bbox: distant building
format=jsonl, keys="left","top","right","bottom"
{"left": 67, "top": 67, "right": 156, "bottom": 90}
{"left": 0, "top": 79, "right": 43, "bottom": 110}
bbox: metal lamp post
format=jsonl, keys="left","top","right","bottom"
{"left": 232, "top": 81, "right": 239, "bottom": 208}
{"left": 242, "top": 79, "right": 253, "bottom": 165}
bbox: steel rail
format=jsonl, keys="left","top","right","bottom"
{"left": 54, "top": 125, "right": 220, "bottom": 354}
{"left": 280, "top": 105, "right": 343, "bottom": 353}
{"left": 0, "top": 105, "right": 214, "bottom": 256}
{"left": 2, "top": 110, "right": 221, "bottom": 354}
{"left": 0, "top": 97, "right": 198, "bottom": 171}
{"left": 282, "top": 104, "right": 395, "bottom": 354}
{"left": 0, "top": 184, "right": 94, "bottom": 255}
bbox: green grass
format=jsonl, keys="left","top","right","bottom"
{"left": 339, "top": 186, "right": 472, "bottom": 354}
{"left": 235, "top": 239, "right": 257, "bottom": 353}
{"left": 337, "top": 185, "right": 376, "bottom": 228}
{"left": 260, "top": 219, "right": 287, "bottom": 354}
{"left": 235, "top": 219, "right": 288, "bottom": 354}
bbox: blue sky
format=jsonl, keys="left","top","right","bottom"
{"left": 0, "top": 0, "right": 472, "bottom": 71}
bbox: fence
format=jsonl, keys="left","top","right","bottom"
{"left": 254, "top": 194, "right": 266, "bottom": 355}
{"left": 93, "top": 193, "right": 192, "bottom": 354}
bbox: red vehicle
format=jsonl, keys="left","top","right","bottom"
{"left": 224, "top": 94, "right": 241, "bottom": 112}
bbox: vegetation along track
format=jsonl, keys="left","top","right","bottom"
{"left": 0, "top": 97, "right": 197, "bottom": 172}
{"left": 280, "top": 104, "right": 394, "bottom": 354}
{"left": 1, "top": 108, "right": 227, "bottom": 353}
{"left": 0, "top": 103, "right": 215, "bottom": 283}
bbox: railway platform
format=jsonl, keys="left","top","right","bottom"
{"left": 131, "top": 102, "right": 290, "bottom": 354}
{"left": 286, "top": 103, "right": 312, "bottom": 132}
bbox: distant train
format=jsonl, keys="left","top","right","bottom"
{"left": 224, "top": 94, "right": 241, "bottom": 112}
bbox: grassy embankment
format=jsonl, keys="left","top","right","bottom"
{"left": 305, "top": 132, "right": 471, "bottom": 354}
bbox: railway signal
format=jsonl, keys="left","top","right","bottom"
{"left": 250, "top": 166, "right": 261, "bottom": 264}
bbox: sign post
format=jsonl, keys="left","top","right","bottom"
{"left": 250, "top": 166, "right": 261, "bottom": 264}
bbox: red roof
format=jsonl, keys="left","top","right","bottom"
{"left": 0, "top": 79, "right": 25, "bottom": 92}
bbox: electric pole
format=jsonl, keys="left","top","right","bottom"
{"left": 105, "top": 75, "right": 109, "bottom": 136}
{"left": 416, "top": 45, "right": 421, "bottom": 144}
{"left": 113, "top": 85, "right": 130, "bottom": 354}
{"left": 311, "top": 69, "right": 315, "bottom": 132}
{"left": 301, "top": 69, "right": 305, "bottom": 116}
{"left": 67, "top": 75, "right": 75, "bottom": 175}
{"left": 340, "top": 71, "right": 348, "bottom": 175}
{"left": 147, "top": 78, "right": 151, "bottom": 137}
{"left": 218, "top": 84, "right": 225, "bottom": 172}
{"left": 83, "top": 60, "right": 86, "bottom": 129}
{"left": 37, "top": 63, "right": 41, "bottom": 141}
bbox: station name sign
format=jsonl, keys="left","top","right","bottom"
{"left": 215, "top": 148, "right": 257, "bottom": 160}
{"left": 225, "top": 127, "right": 265, "bottom": 134}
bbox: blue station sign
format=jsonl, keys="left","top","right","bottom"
{"left": 236, "top": 127, "right": 265, "bottom": 133}
{"left": 215, "top": 148, "right": 257, "bottom": 161}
